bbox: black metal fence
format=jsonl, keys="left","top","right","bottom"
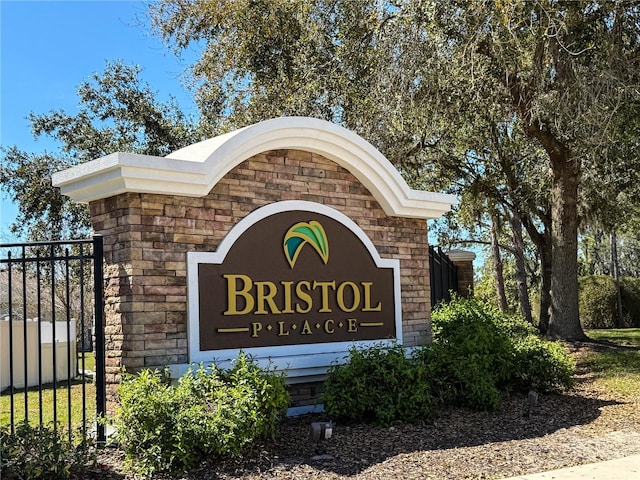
{"left": 0, "top": 236, "right": 105, "bottom": 442}
{"left": 429, "top": 246, "right": 458, "bottom": 308}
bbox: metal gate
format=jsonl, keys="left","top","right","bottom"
{"left": 0, "top": 236, "right": 105, "bottom": 442}
{"left": 429, "top": 246, "right": 459, "bottom": 308}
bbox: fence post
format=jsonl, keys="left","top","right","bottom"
{"left": 7, "top": 251, "right": 15, "bottom": 434}
{"left": 93, "top": 234, "right": 106, "bottom": 444}
{"left": 446, "top": 250, "right": 476, "bottom": 297}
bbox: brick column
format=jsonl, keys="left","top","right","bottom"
{"left": 447, "top": 250, "right": 476, "bottom": 297}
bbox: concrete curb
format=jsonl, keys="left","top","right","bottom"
{"left": 501, "top": 454, "right": 640, "bottom": 480}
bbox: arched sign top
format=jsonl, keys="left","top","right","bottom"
{"left": 52, "top": 117, "right": 457, "bottom": 219}
{"left": 209, "top": 200, "right": 393, "bottom": 268}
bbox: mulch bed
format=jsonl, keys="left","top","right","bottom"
{"left": 88, "top": 341, "right": 640, "bottom": 479}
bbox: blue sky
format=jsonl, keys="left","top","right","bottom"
{"left": 0, "top": 0, "right": 199, "bottom": 240}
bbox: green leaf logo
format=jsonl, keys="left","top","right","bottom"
{"left": 283, "top": 221, "right": 329, "bottom": 268}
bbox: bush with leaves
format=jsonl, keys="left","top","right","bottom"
{"left": 579, "top": 275, "right": 619, "bottom": 329}
{"left": 428, "top": 296, "right": 574, "bottom": 410}
{"left": 578, "top": 275, "right": 640, "bottom": 329}
{"left": 0, "top": 422, "right": 95, "bottom": 480}
{"left": 321, "top": 342, "right": 435, "bottom": 426}
{"left": 511, "top": 336, "right": 575, "bottom": 393}
{"left": 113, "top": 353, "right": 289, "bottom": 476}
{"left": 322, "top": 297, "right": 574, "bottom": 421}
{"left": 428, "top": 297, "right": 516, "bottom": 410}
{"left": 621, "top": 277, "right": 640, "bottom": 327}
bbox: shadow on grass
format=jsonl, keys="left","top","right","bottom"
{"left": 1, "top": 376, "right": 94, "bottom": 396}
{"left": 573, "top": 339, "right": 640, "bottom": 377}
{"left": 585, "top": 328, "right": 640, "bottom": 347}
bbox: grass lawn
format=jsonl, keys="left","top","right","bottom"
{"left": 1, "top": 352, "right": 97, "bottom": 429}
{"left": 78, "top": 351, "right": 96, "bottom": 371}
{"left": 583, "top": 328, "right": 640, "bottom": 396}
{"left": 586, "top": 328, "right": 640, "bottom": 346}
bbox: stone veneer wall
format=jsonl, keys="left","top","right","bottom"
{"left": 88, "top": 149, "right": 431, "bottom": 411}
{"left": 455, "top": 261, "right": 474, "bottom": 297}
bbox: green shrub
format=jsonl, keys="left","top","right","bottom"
{"left": 114, "top": 353, "right": 289, "bottom": 476}
{"left": 0, "top": 422, "right": 95, "bottom": 480}
{"left": 322, "top": 297, "right": 575, "bottom": 420}
{"left": 321, "top": 342, "right": 435, "bottom": 426}
{"left": 218, "top": 353, "right": 291, "bottom": 440}
{"left": 429, "top": 297, "right": 515, "bottom": 410}
{"left": 578, "top": 276, "right": 640, "bottom": 329}
{"left": 621, "top": 277, "right": 640, "bottom": 327}
{"left": 429, "top": 296, "right": 574, "bottom": 410}
{"left": 579, "top": 275, "right": 618, "bottom": 329}
{"left": 512, "top": 336, "right": 576, "bottom": 393}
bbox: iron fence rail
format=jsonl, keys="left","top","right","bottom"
{"left": 0, "top": 236, "right": 105, "bottom": 443}
{"left": 429, "top": 246, "right": 459, "bottom": 308}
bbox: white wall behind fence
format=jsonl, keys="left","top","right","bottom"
{"left": 0, "top": 320, "right": 77, "bottom": 390}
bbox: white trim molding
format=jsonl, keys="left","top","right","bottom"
{"left": 52, "top": 117, "right": 457, "bottom": 219}
{"left": 446, "top": 250, "right": 477, "bottom": 262}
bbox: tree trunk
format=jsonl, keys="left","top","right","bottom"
{"left": 510, "top": 214, "right": 533, "bottom": 324}
{"left": 518, "top": 211, "right": 552, "bottom": 333}
{"left": 491, "top": 214, "right": 509, "bottom": 312}
{"left": 611, "top": 229, "right": 624, "bottom": 327}
{"left": 594, "top": 230, "right": 604, "bottom": 274}
{"left": 547, "top": 151, "right": 587, "bottom": 341}
{"left": 538, "top": 239, "right": 552, "bottom": 334}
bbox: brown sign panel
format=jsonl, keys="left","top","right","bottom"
{"left": 197, "top": 208, "right": 397, "bottom": 350}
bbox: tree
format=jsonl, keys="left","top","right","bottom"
{"left": 432, "top": 120, "right": 553, "bottom": 332}
{"left": 0, "top": 150, "right": 90, "bottom": 240}
{"left": 0, "top": 61, "right": 201, "bottom": 241}
{"left": 1, "top": 61, "right": 202, "bottom": 345}
{"left": 149, "top": 1, "right": 640, "bottom": 340}
{"left": 578, "top": 90, "right": 640, "bottom": 323}
{"left": 412, "top": 1, "right": 640, "bottom": 340}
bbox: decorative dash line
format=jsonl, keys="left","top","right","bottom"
{"left": 217, "top": 327, "right": 250, "bottom": 333}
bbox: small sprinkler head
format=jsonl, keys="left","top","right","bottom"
{"left": 310, "top": 421, "right": 333, "bottom": 443}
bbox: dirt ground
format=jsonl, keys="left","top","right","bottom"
{"left": 88, "top": 341, "right": 640, "bottom": 480}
